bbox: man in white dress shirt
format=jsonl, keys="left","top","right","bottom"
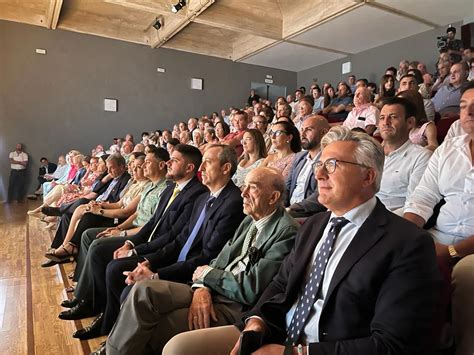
{"left": 404, "top": 81, "right": 474, "bottom": 355}
{"left": 8, "top": 143, "right": 28, "bottom": 203}
{"left": 376, "top": 97, "right": 432, "bottom": 212}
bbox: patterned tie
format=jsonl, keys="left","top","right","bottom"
{"left": 225, "top": 224, "right": 258, "bottom": 273}
{"left": 286, "top": 217, "right": 350, "bottom": 345}
{"left": 177, "top": 196, "right": 216, "bottom": 261}
{"left": 147, "top": 185, "right": 181, "bottom": 242}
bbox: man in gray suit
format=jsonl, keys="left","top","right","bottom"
{"left": 286, "top": 115, "right": 328, "bottom": 217}
{"left": 104, "top": 167, "right": 299, "bottom": 355}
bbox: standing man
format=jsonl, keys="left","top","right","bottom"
{"left": 165, "top": 126, "right": 441, "bottom": 355}
{"left": 8, "top": 143, "right": 28, "bottom": 203}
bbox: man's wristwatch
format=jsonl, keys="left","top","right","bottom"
{"left": 99, "top": 209, "right": 104, "bottom": 215}
{"left": 448, "top": 245, "right": 461, "bottom": 259}
{"left": 119, "top": 230, "right": 128, "bottom": 237}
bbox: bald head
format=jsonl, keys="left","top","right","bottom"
{"left": 241, "top": 167, "right": 285, "bottom": 220}
{"left": 300, "top": 115, "right": 329, "bottom": 152}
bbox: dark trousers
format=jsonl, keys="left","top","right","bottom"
{"left": 101, "top": 257, "right": 143, "bottom": 334}
{"left": 69, "top": 213, "right": 120, "bottom": 247}
{"left": 74, "top": 236, "right": 141, "bottom": 312}
{"left": 74, "top": 227, "right": 107, "bottom": 282}
{"left": 8, "top": 169, "right": 27, "bottom": 202}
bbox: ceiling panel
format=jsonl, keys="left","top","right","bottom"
{"left": 241, "top": 42, "right": 346, "bottom": 72}
{"left": 375, "top": 0, "right": 474, "bottom": 26}
{"left": 291, "top": 5, "right": 432, "bottom": 54}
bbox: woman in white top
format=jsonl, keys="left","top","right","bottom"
{"left": 232, "top": 129, "right": 267, "bottom": 188}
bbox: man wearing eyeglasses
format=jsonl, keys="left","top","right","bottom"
{"left": 376, "top": 97, "right": 432, "bottom": 213}
{"left": 164, "top": 126, "right": 441, "bottom": 355}
{"left": 253, "top": 115, "right": 272, "bottom": 152}
{"left": 286, "top": 115, "right": 329, "bottom": 218}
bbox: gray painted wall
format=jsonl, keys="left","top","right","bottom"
{"left": 0, "top": 20, "right": 296, "bottom": 201}
{"left": 297, "top": 23, "right": 463, "bottom": 89}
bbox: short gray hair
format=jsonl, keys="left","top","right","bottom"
{"left": 106, "top": 153, "right": 126, "bottom": 167}
{"left": 321, "top": 126, "right": 384, "bottom": 192}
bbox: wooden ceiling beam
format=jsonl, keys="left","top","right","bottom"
{"left": 193, "top": 0, "right": 282, "bottom": 40}
{"left": 104, "top": 0, "right": 181, "bottom": 17}
{"left": 150, "top": 0, "right": 215, "bottom": 48}
{"left": 45, "top": 0, "right": 63, "bottom": 29}
{"left": 0, "top": 4, "right": 45, "bottom": 27}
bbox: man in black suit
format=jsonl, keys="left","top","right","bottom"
{"left": 35, "top": 157, "right": 57, "bottom": 194}
{"left": 286, "top": 115, "right": 328, "bottom": 218}
{"left": 164, "top": 126, "right": 442, "bottom": 355}
{"left": 75, "top": 145, "right": 246, "bottom": 341}
{"left": 57, "top": 145, "right": 207, "bottom": 322}
{"left": 44, "top": 154, "right": 131, "bottom": 254}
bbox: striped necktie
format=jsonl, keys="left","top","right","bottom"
{"left": 225, "top": 224, "right": 258, "bottom": 272}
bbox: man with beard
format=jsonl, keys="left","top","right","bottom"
{"left": 286, "top": 115, "right": 329, "bottom": 218}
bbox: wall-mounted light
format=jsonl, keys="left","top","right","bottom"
{"left": 171, "top": 0, "right": 186, "bottom": 13}
{"left": 152, "top": 18, "right": 162, "bottom": 30}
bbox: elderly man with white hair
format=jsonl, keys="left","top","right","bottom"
{"left": 342, "top": 87, "right": 380, "bottom": 135}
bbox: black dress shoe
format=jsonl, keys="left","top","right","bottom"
{"left": 40, "top": 258, "right": 70, "bottom": 268}
{"left": 41, "top": 206, "right": 62, "bottom": 216}
{"left": 61, "top": 298, "right": 79, "bottom": 308}
{"left": 90, "top": 341, "right": 106, "bottom": 355}
{"left": 58, "top": 300, "right": 95, "bottom": 320}
{"left": 73, "top": 313, "right": 104, "bottom": 340}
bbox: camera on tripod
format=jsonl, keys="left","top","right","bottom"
{"left": 437, "top": 35, "right": 448, "bottom": 51}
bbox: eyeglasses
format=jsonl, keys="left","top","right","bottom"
{"left": 315, "top": 158, "right": 370, "bottom": 174}
{"left": 270, "top": 130, "right": 288, "bottom": 138}
{"left": 254, "top": 121, "right": 266, "bottom": 125}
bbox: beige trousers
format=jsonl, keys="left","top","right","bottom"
{"left": 106, "top": 280, "right": 243, "bottom": 355}
{"left": 163, "top": 325, "right": 241, "bottom": 355}
{"left": 452, "top": 254, "right": 474, "bottom": 355}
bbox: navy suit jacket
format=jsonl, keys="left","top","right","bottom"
{"left": 149, "top": 180, "right": 245, "bottom": 282}
{"left": 39, "top": 162, "right": 57, "bottom": 176}
{"left": 239, "top": 199, "right": 442, "bottom": 354}
{"left": 130, "top": 176, "right": 208, "bottom": 254}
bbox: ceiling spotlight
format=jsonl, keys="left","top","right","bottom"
{"left": 171, "top": 0, "right": 186, "bottom": 13}
{"left": 153, "top": 19, "right": 162, "bottom": 30}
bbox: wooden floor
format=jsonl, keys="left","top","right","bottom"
{"left": 0, "top": 201, "right": 105, "bottom": 355}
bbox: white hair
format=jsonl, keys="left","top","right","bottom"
{"left": 321, "top": 126, "right": 384, "bottom": 192}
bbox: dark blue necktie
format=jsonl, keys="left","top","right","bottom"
{"left": 287, "top": 217, "right": 350, "bottom": 345}
{"left": 177, "top": 196, "right": 216, "bottom": 262}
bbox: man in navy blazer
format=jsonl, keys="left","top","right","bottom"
{"left": 286, "top": 115, "right": 328, "bottom": 218}
{"left": 164, "top": 127, "right": 441, "bottom": 355}
{"left": 77, "top": 145, "right": 247, "bottom": 341}
{"left": 58, "top": 145, "right": 207, "bottom": 322}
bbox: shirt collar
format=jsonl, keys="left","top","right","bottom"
{"left": 176, "top": 177, "right": 192, "bottom": 191}
{"left": 386, "top": 139, "right": 411, "bottom": 157}
{"left": 330, "top": 196, "right": 377, "bottom": 228}
{"left": 210, "top": 183, "right": 227, "bottom": 199}
{"left": 253, "top": 208, "right": 278, "bottom": 232}
{"left": 151, "top": 177, "right": 166, "bottom": 188}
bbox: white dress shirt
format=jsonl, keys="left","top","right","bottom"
{"left": 444, "top": 120, "right": 466, "bottom": 140}
{"left": 377, "top": 140, "right": 432, "bottom": 211}
{"left": 342, "top": 104, "right": 379, "bottom": 130}
{"left": 9, "top": 151, "right": 28, "bottom": 170}
{"left": 289, "top": 152, "right": 319, "bottom": 205}
{"left": 404, "top": 134, "right": 474, "bottom": 245}
{"left": 285, "top": 197, "right": 377, "bottom": 343}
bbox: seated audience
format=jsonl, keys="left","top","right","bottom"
{"left": 104, "top": 167, "right": 298, "bottom": 354}
{"left": 35, "top": 157, "right": 57, "bottom": 195}
{"left": 311, "top": 85, "right": 325, "bottom": 114}
{"left": 232, "top": 129, "right": 267, "bottom": 188}
{"left": 165, "top": 126, "right": 441, "bottom": 355}
{"left": 374, "top": 74, "right": 396, "bottom": 109}
{"left": 376, "top": 97, "right": 432, "bottom": 212}
{"left": 43, "top": 153, "right": 153, "bottom": 264}
{"left": 323, "top": 85, "right": 335, "bottom": 108}
{"left": 70, "top": 145, "right": 245, "bottom": 346}
{"left": 445, "top": 119, "right": 466, "bottom": 139}
{"left": 399, "top": 74, "right": 435, "bottom": 121}
{"left": 220, "top": 110, "right": 249, "bottom": 157}
{"left": 432, "top": 62, "right": 468, "bottom": 115}
{"left": 404, "top": 82, "right": 474, "bottom": 355}
{"left": 252, "top": 115, "right": 272, "bottom": 152}
{"left": 261, "top": 121, "right": 301, "bottom": 179}
{"left": 286, "top": 115, "right": 329, "bottom": 218}
{"left": 322, "top": 82, "right": 352, "bottom": 120}
{"left": 294, "top": 95, "right": 314, "bottom": 130}
{"left": 397, "top": 90, "right": 439, "bottom": 151}
{"left": 342, "top": 87, "right": 380, "bottom": 135}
